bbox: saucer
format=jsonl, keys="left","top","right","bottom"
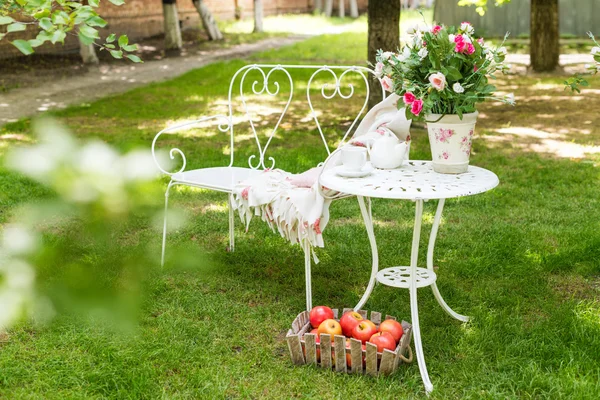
{"left": 334, "top": 163, "right": 374, "bottom": 178}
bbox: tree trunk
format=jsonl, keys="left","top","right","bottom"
{"left": 234, "top": 0, "right": 242, "bottom": 20}
{"left": 367, "top": 0, "right": 400, "bottom": 108}
{"left": 79, "top": 37, "right": 99, "bottom": 64}
{"left": 163, "top": 0, "right": 182, "bottom": 50}
{"left": 193, "top": 0, "right": 223, "bottom": 41}
{"left": 315, "top": 0, "right": 323, "bottom": 13}
{"left": 79, "top": 0, "right": 99, "bottom": 63}
{"left": 349, "top": 0, "right": 358, "bottom": 18}
{"left": 324, "top": 0, "right": 333, "bottom": 17}
{"left": 253, "top": 0, "right": 263, "bottom": 33}
{"left": 530, "top": 0, "right": 559, "bottom": 72}
{"left": 338, "top": 0, "right": 345, "bottom": 18}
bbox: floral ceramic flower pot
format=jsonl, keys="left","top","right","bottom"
{"left": 426, "top": 111, "right": 478, "bottom": 174}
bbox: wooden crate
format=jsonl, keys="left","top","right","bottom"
{"left": 286, "top": 308, "right": 413, "bottom": 376}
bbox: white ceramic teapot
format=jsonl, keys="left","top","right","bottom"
{"left": 369, "top": 134, "right": 408, "bottom": 169}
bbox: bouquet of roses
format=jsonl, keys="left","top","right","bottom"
{"left": 375, "top": 22, "right": 514, "bottom": 121}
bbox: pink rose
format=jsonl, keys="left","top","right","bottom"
{"left": 466, "top": 43, "right": 475, "bottom": 55}
{"left": 477, "top": 38, "right": 484, "bottom": 45}
{"left": 411, "top": 99, "right": 423, "bottom": 116}
{"left": 381, "top": 76, "right": 393, "bottom": 92}
{"left": 454, "top": 34, "right": 466, "bottom": 53}
{"left": 429, "top": 72, "right": 446, "bottom": 91}
{"left": 431, "top": 25, "right": 442, "bottom": 34}
{"left": 403, "top": 92, "right": 416, "bottom": 104}
{"left": 374, "top": 62, "right": 384, "bottom": 76}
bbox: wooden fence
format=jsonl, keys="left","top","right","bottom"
{"left": 433, "top": 0, "right": 599, "bottom": 37}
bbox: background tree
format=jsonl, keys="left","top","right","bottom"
{"left": 349, "top": 0, "right": 359, "bottom": 18}
{"left": 193, "top": 0, "right": 223, "bottom": 40}
{"left": 324, "top": 0, "right": 333, "bottom": 17}
{"left": 530, "top": 0, "right": 559, "bottom": 71}
{"left": 0, "top": 0, "right": 140, "bottom": 62}
{"left": 253, "top": 0, "right": 263, "bottom": 33}
{"left": 79, "top": 0, "right": 99, "bottom": 64}
{"left": 314, "top": 0, "right": 323, "bottom": 13}
{"left": 458, "top": 0, "right": 560, "bottom": 72}
{"left": 367, "top": 0, "right": 400, "bottom": 107}
{"left": 162, "top": 0, "right": 182, "bottom": 51}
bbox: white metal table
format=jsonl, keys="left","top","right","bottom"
{"left": 320, "top": 160, "right": 499, "bottom": 394}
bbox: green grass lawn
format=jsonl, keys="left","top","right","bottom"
{"left": 1, "top": 25, "right": 600, "bottom": 399}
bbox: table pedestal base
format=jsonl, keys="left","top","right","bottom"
{"left": 354, "top": 196, "right": 470, "bottom": 395}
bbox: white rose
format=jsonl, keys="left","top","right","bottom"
{"left": 381, "top": 51, "right": 394, "bottom": 60}
{"left": 452, "top": 82, "right": 465, "bottom": 93}
{"left": 448, "top": 34, "right": 456, "bottom": 43}
{"left": 397, "top": 46, "right": 412, "bottom": 62}
{"left": 591, "top": 47, "right": 600, "bottom": 55}
{"left": 506, "top": 93, "right": 515, "bottom": 105}
{"left": 418, "top": 48, "right": 428, "bottom": 60}
{"left": 460, "top": 22, "right": 474, "bottom": 34}
{"left": 374, "top": 62, "right": 384, "bottom": 76}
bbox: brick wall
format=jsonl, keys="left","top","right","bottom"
{"left": 0, "top": 0, "right": 370, "bottom": 59}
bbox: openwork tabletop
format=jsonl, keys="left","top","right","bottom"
{"left": 320, "top": 160, "right": 499, "bottom": 200}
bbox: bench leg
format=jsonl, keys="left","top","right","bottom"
{"left": 228, "top": 193, "right": 235, "bottom": 252}
{"left": 161, "top": 181, "right": 175, "bottom": 267}
{"left": 304, "top": 239, "right": 312, "bottom": 311}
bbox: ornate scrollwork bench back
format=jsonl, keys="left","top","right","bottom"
{"left": 152, "top": 64, "right": 385, "bottom": 178}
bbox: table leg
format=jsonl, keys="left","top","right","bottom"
{"left": 427, "top": 199, "right": 469, "bottom": 323}
{"left": 354, "top": 196, "right": 379, "bottom": 311}
{"left": 410, "top": 199, "right": 434, "bottom": 394}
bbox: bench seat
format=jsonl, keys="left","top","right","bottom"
{"left": 172, "top": 167, "right": 262, "bottom": 193}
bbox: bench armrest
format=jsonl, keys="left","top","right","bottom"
{"left": 151, "top": 114, "right": 231, "bottom": 176}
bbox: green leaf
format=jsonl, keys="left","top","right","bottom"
{"left": 51, "top": 30, "right": 66, "bottom": 44}
{"left": 39, "top": 17, "right": 54, "bottom": 32}
{"left": 118, "top": 35, "right": 128, "bottom": 47}
{"left": 122, "top": 44, "right": 138, "bottom": 52}
{"left": 110, "top": 50, "right": 123, "bottom": 59}
{"left": 78, "top": 32, "right": 94, "bottom": 46}
{"left": 446, "top": 66, "right": 463, "bottom": 81}
{"left": 12, "top": 39, "right": 34, "bottom": 55}
{"left": 126, "top": 54, "right": 143, "bottom": 63}
{"left": 79, "top": 24, "right": 99, "bottom": 39}
{"left": 0, "top": 16, "right": 15, "bottom": 25}
{"left": 7, "top": 23, "right": 27, "bottom": 33}
{"left": 51, "top": 11, "right": 70, "bottom": 25}
{"left": 29, "top": 38, "right": 44, "bottom": 48}
{"left": 86, "top": 16, "right": 107, "bottom": 28}
{"left": 106, "top": 33, "right": 116, "bottom": 43}
{"left": 105, "top": 44, "right": 116, "bottom": 49}
{"left": 109, "top": 0, "right": 126, "bottom": 5}
{"left": 89, "top": 0, "right": 100, "bottom": 7}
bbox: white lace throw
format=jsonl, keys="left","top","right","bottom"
{"left": 231, "top": 94, "right": 410, "bottom": 249}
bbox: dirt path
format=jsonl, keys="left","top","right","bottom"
{"left": 0, "top": 36, "right": 306, "bottom": 124}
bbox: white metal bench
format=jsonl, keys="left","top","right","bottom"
{"left": 152, "top": 64, "right": 386, "bottom": 310}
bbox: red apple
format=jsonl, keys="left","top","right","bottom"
{"left": 317, "top": 319, "right": 342, "bottom": 341}
{"left": 369, "top": 332, "right": 396, "bottom": 353}
{"left": 378, "top": 319, "right": 404, "bottom": 343}
{"left": 310, "top": 306, "right": 334, "bottom": 329}
{"left": 339, "top": 311, "right": 363, "bottom": 337}
{"left": 352, "top": 319, "right": 378, "bottom": 343}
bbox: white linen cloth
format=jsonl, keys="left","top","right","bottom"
{"left": 231, "top": 94, "right": 410, "bottom": 249}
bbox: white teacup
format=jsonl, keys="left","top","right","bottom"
{"left": 341, "top": 146, "right": 367, "bottom": 171}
